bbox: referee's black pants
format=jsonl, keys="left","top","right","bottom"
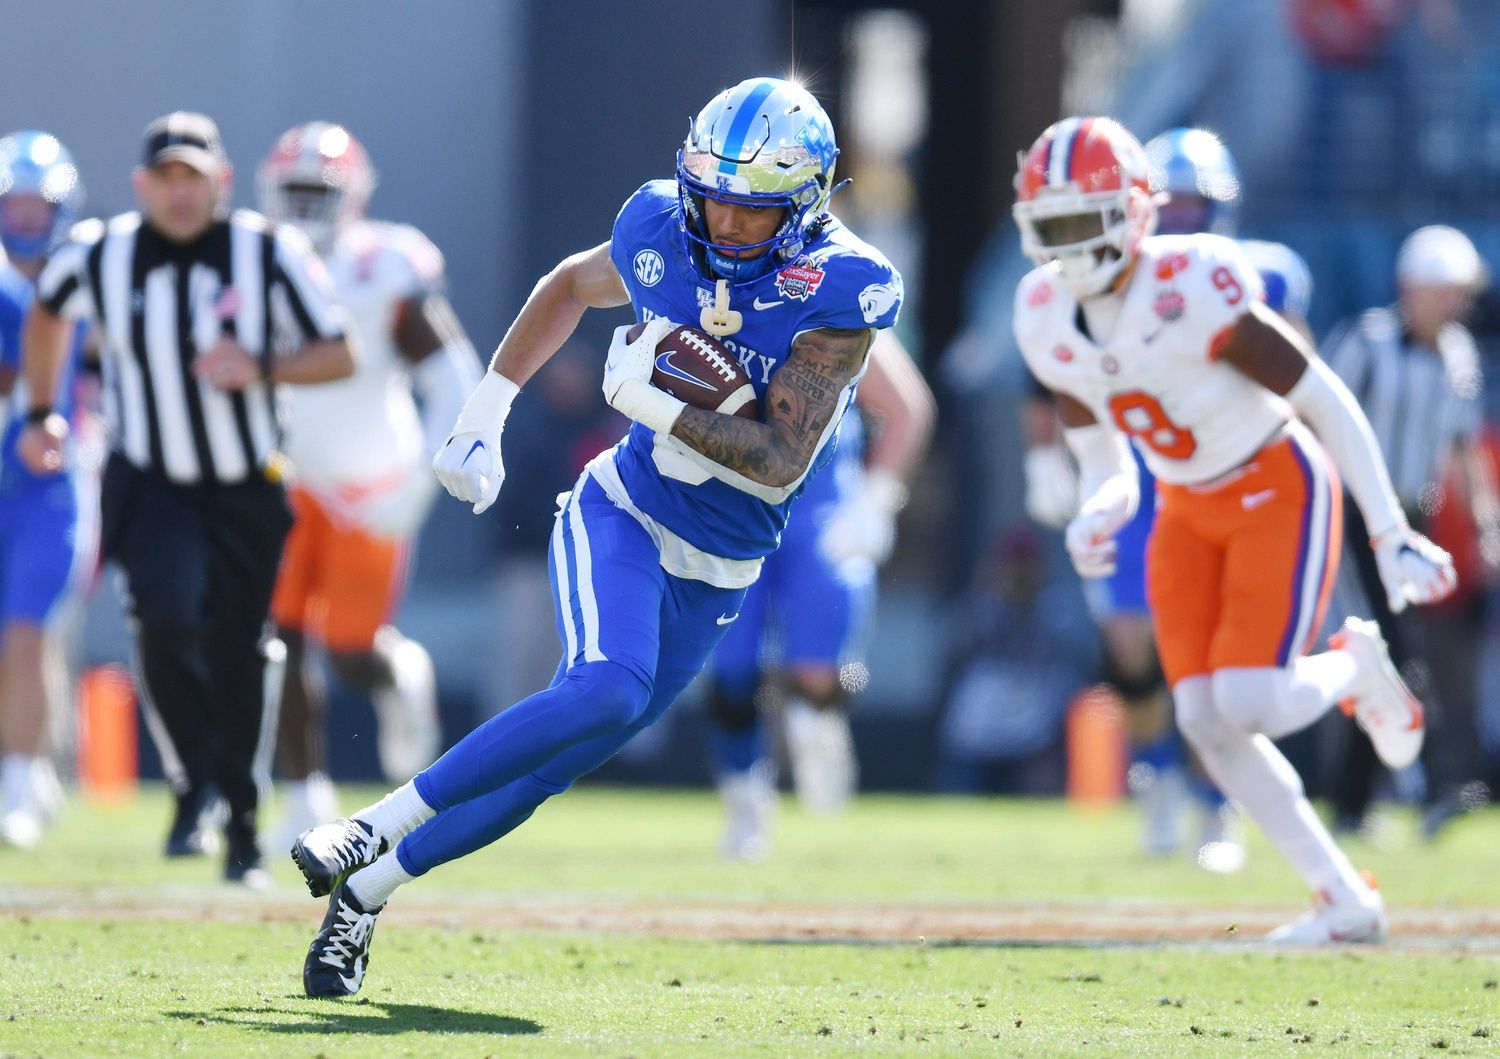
{"left": 101, "top": 454, "right": 293, "bottom": 841}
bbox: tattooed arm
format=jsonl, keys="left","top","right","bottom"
{"left": 669, "top": 326, "right": 873, "bottom": 488}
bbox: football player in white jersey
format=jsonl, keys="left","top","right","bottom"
{"left": 1012, "top": 116, "right": 1456, "bottom": 943}
{"left": 258, "top": 123, "right": 480, "bottom": 840}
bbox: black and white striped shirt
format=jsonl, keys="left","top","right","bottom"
{"left": 37, "top": 209, "right": 345, "bottom": 485}
{"left": 1324, "top": 305, "right": 1482, "bottom": 509}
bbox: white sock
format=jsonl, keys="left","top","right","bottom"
{"left": 1177, "top": 678, "right": 1369, "bottom": 902}
{"left": 347, "top": 850, "right": 413, "bottom": 909}
{"left": 353, "top": 781, "right": 435, "bottom": 843}
{"left": 2, "top": 754, "right": 34, "bottom": 811}
{"left": 1212, "top": 659, "right": 1353, "bottom": 741}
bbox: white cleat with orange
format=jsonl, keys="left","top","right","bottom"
{"left": 1329, "top": 617, "right": 1425, "bottom": 770}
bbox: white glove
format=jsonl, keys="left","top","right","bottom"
{"left": 432, "top": 370, "right": 520, "bottom": 514}
{"left": 1023, "top": 444, "right": 1078, "bottom": 528}
{"left": 1064, "top": 507, "right": 1125, "bottom": 579}
{"left": 818, "top": 469, "right": 908, "bottom": 566}
{"left": 359, "top": 469, "right": 439, "bottom": 539}
{"left": 1372, "top": 523, "right": 1457, "bottom": 614}
{"left": 602, "top": 320, "right": 686, "bottom": 435}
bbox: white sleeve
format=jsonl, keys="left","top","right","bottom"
{"left": 412, "top": 341, "right": 484, "bottom": 460}
{"left": 1287, "top": 354, "right": 1405, "bottom": 539}
{"left": 1063, "top": 421, "right": 1139, "bottom": 531}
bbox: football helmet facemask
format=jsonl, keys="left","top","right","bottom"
{"left": 676, "top": 77, "right": 840, "bottom": 284}
{"left": 0, "top": 131, "right": 85, "bottom": 265}
{"left": 258, "top": 122, "right": 375, "bottom": 252}
{"left": 1144, "top": 127, "right": 1241, "bottom": 237}
{"left": 1013, "top": 116, "right": 1155, "bottom": 299}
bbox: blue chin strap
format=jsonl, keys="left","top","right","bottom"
{"left": 705, "top": 245, "right": 778, "bottom": 282}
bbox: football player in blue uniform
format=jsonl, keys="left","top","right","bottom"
{"left": 708, "top": 329, "right": 932, "bottom": 858}
{"left": 1022, "top": 127, "right": 1313, "bottom": 872}
{"left": 291, "top": 77, "right": 903, "bottom": 997}
{"left": 0, "top": 131, "right": 93, "bottom": 849}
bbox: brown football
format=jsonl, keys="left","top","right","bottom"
{"left": 628, "top": 321, "right": 759, "bottom": 419}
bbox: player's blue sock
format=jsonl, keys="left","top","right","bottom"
{"left": 1132, "top": 731, "right": 1181, "bottom": 773}
{"left": 1189, "top": 772, "right": 1228, "bottom": 809}
{"left": 397, "top": 771, "right": 568, "bottom": 876}
{"left": 414, "top": 660, "right": 651, "bottom": 811}
{"left": 708, "top": 716, "right": 769, "bottom": 776}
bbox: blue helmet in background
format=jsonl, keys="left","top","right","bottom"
{"left": 0, "top": 131, "right": 85, "bottom": 264}
{"left": 676, "top": 77, "right": 839, "bottom": 283}
{"left": 1143, "top": 128, "right": 1240, "bottom": 237}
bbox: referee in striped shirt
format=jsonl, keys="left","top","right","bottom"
{"left": 1324, "top": 225, "right": 1497, "bottom": 838}
{"left": 17, "top": 112, "right": 354, "bottom": 884}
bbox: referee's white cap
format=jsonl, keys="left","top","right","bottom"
{"left": 1397, "top": 225, "right": 1488, "bottom": 290}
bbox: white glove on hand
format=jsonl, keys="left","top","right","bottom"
{"left": 602, "top": 320, "right": 686, "bottom": 435}
{"left": 1372, "top": 523, "right": 1457, "bottom": 614}
{"left": 818, "top": 469, "right": 908, "bottom": 566}
{"left": 432, "top": 370, "right": 520, "bottom": 515}
{"left": 1064, "top": 507, "right": 1125, "bottom": 579}
{"left": 360, "top": 469, "right": 439, "bottom": 539}
{"left": 1023, "top": 444, "right": 1079, "bottom": 528}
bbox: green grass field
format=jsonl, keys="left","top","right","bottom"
{"left": 2, "top": 785, "right": 1497, "bottom": 1057}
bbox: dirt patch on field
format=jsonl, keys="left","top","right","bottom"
{"left": 4, "top": 886, "right": 1498, "bottom": 951}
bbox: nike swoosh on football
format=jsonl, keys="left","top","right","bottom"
{"left": 716, "top": 613, "right": 738, "bottom": 625}
{"left": 752, "top": 296, "right": 785, "bottom": 310}
{"left": 654, "top": 351, "right": 717, "bottom": 392}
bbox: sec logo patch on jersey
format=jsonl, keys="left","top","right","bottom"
{"left": 633, "top": 248, "right": 665, "bottom": 287}
{"left": 627, "top": 321, "right": 760, "bottom": 419}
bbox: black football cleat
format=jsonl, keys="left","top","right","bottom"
{"left": 290, "top": 817, "right": 387, "bottom": 898}
{"left": 303, "top": 880, "right": 382, "bottom": 998}
{"left": 164, "top": 789, "right": 223, "bottom": 858}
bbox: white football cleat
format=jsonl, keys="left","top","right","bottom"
{"left": 1195, "top": 802, "right": 1247, "bottom": 875}
{"left": 1266, "top": 886, "right": 1386, "bottom": 945}
{"left": 0, "top": 807, "right": 43, "bottom": 850}
{"left": 1329, "top": 617, "right": 1425, "bottom": 770}
{"left": 718, "top": 764, "right": 775, "bottom": 862}
{"left": 784, "top": 700, "right": 857, "bottom": 815}
{"left": 371, "top": 628, "right": 440, "bottom": 784}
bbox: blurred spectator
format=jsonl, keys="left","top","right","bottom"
{"left": 933, "top": 528, "right": 1095, "bottom": 795}
{"left": 1323, "top": 224, "right": 1498, "bottom": 837}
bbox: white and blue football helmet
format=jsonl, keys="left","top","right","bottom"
{"left": 676, "top": 77, "right": 840, "bottom": 283}
{"left": 1144, "top": 128, "right": 1240, "bottom": 237}
{"left": 0, "top": 131, "right": 85, "bottom": 265}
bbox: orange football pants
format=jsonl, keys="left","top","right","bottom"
{"left": 1147, "top": 425, "right": 1342, "bottom": 688}
{"left": 271, "top": 486, "right": 408, "bottom": 652}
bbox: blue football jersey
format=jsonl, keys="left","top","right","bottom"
{"left": 1240, "top": 238, "right": 1313, "bottom": 320}
{"left": 0, "top": 262, "right": 85, "bottom": 489}
{"left": 607, "top": 180, "right": 901, "bottom": 563}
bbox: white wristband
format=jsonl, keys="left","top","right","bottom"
{"left": 863, "top": 467, "right": 909, "bottom": 513}
{"left": 451, "top": 369, "right": 520, "bottom": 438}
{"left": 619, "top": 378, "right": 687, "bottom": 436}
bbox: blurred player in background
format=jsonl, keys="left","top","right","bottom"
{"left": 1022, "top": 127, "right": 1315, "bottom": 873}
{"left": 1013, "top": 117, "right": 1455, "bottom": 943}
{"left": 258, "top": 122, "right": 480, "bottom": 843}
{"left": 289, "top": 77, "right": 902, "bottom": 997}
{"left": 708, "top": 328, "right": 932, "bottom": 859}
{"left": 0, "top": 132, "right": 94, "bottom": 848}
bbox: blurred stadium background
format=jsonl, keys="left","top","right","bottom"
{"left": 2, "top": 0, "right": 1498, "bottom": 806}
